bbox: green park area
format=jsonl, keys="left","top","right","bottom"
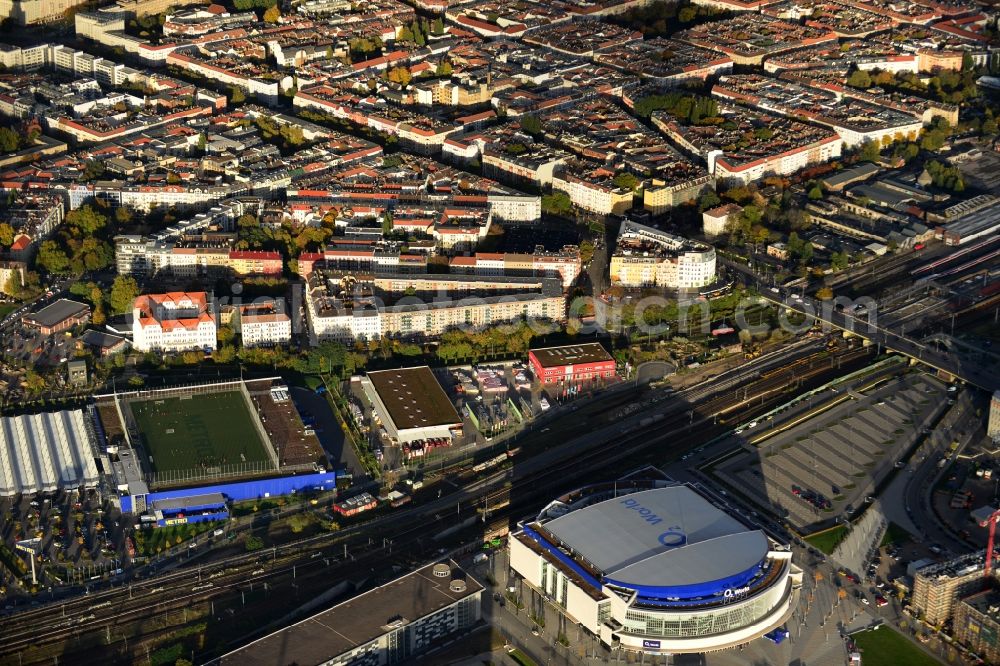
{"left": 804, "top": 524, "right": 848, "bottom": 554}
{"left": 852, "top": 628, "right": 939, "bottom": 666}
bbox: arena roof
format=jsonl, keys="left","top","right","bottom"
{"left": 543, "top": 486, "right": 769, "bottom": 595}
{"left": 365, "top": 366, "right": 461, "bottom": 431}
{"left": 530, "top": 343, "right": 613, "bottom": 368}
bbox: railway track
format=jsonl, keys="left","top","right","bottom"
{"left": 0, "top": 345, "right": 873, "bottom": 663}
{"left": 0, "top": 508, "right": 446, "bottom": 658}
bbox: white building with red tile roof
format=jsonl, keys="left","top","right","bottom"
{"left": 132, "top": 291, "right": 217, "bottom": 352}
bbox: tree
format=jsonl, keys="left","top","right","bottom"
{"left": 217, "top": 324, "right": 235, "bottom": 344}
{"left": 23, "top": 369, "right": 46, "bottom": 394}
{"left": 37, "top": 240, "right": 70, "bottom": 273}
{"left": 0, "top": 126, "right": 20, "bottom": 153}
{"left": 541, "top": 191, "right": 573, "bottom": 217}
{"left": 808, "top": 185, "right": 824, "bottom": 200}
{"left": 230, "top": 87, "right": 246, "bottom": 104}
{"left": 431, "top": 17, "right": 444, "bottom": 35}
{"left": 579, "top": 240, "right": 595, "bottom": 264}
{"left": 847, "top": 69, "right": 872, "bottom": 89}
{"left": 214, "top": 344, "right": 237, "bottom": 363}
{"left": 858, "top": 140, "right": 881, "bottom": 163}
{"left": 798, "top": 241, "right": 814, "bottom": 265}
{"left": 435, "top": 60, "right": 452, "bottom": 77}
{"left": 110, "top": 275, "right": 140, "bottom": 314}
{"left": 114, "top": 206, "right": 133, "bottom": 226}
{"left": 237, "top": 213, "right": 259, "bottom": 229}
{"left": 80, "top": 160, "right": 105, "bottom": 181}
{"left": 698, "top": 189, "right": 721, "bottom": 211}
{"left": 678, "top": 5, "right": 697, "bottom": 21}
{"left": 3, "top": 268, "right": 22, "bottom": 297}
{"left": 830, "top": 251, "right": 850, "bottom": 271}
{"left": 0, "top": 222, "right": 13, "bottom": 247}
{"left": 262, "top": 4, "right": 280, "bottom": 22}
{"left": 742, "top": 205, "right": 762, "bottom": 225}
{"left": 197, "top": 132, "right": 207, "bottom": 152}
{"left": 612, "top": 172, "right": 640, "bottom": 192}
{"left": 816, "top": 286, "right": 834, "bottom": 300}
{"left": 387, "top": 66, "right": 411, "bottom": 88}
{"left": 65, "top": 204, "right": 108, "bottom": 235}
{"left": 90, "top": 284, "right": 104, "bottom": 310}
{"left": 519, "top": 115, "right": 543, "bottom": 137}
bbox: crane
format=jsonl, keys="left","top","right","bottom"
{"left": 977, "top": 507, "right": 1000, "bottom": 577}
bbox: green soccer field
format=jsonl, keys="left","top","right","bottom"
{"left": 129, "top": 391, "right": 271, "bottom": 473}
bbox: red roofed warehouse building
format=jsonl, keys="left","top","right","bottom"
{"left": 528, "top": 343, "right": 616, "bottom": 386}
{"left": 132, "top": 291, "right": 217, "bottom": 352}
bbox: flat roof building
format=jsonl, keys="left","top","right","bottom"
{"left": 913, "top": 551, "right": 994, "bottom": 626}
{"left": 67, "top": 359, "right": 87, "bottom": 386}
{"left": 79, "top": 329, "right": 129, "bottom": 357}
{"left": 940, "top": 200, "right": 1000, "bottom": 246}
{"left": 0, "top": 409, "right": 100, "bottom": 496}
{"left": 360, "top": 366, "right": 462, "bottom": 444}
{"left": 22, "top": 298, "right": 90, "bottom": 336}
{"left": 217, "top": 560, "right": 483, "bottom": 666}
{"left": 529, "top": 343, "right": 616, "bottom": 385}
{"left": 510, "top": 482, "right": 802, "bottom": 655}
{"left": 954, "top": 587, "right": 1000, "bottom": 664}
{"left": 610, "top": 219, "right": 716, "bottom": 289}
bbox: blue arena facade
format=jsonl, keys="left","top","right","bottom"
{"left": 121, "top": 471, "right": 337, "bottom": 522}
{"left": 510, "top": 482, "right": 804, "bottom": 654}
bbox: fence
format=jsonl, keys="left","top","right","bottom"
{"left": 99, "top": 378, "right": 286, "bottom": 488}
{"left": 238, "top": 380, "right": 280, "bottom": 471}
{"left": 96, "top": 378, "right": 269, "bottom": 403}
{"left": 147, "top": 460, "right": 317, "bottom": 489}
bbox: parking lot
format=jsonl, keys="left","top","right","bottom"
{"left": 5, "top": 321, "right": 77, "bottom": 367}
{"left": 715, "top": 372, "right": 949, "bottom": 531}
{"left": 0, "top": 488, "right": 128, "bottom": 605}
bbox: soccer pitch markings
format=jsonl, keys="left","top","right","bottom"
{"left": 129, "top": 391, "right": 270, "bottom": 473}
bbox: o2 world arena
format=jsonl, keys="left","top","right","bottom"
{"left": 509, "top": 482, "right": 803, "bottom": 654}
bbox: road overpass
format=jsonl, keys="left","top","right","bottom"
{"left": 761, "top": 294, "right": 1000, "bottom": 392}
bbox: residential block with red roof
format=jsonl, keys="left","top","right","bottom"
{"left": 132, "top": 292, "right": 217, "bottom": 353}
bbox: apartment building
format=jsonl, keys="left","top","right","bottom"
{"left": 912, "top": 552, "right": 993, "bottom": 626}
{"left": 702, "top": 204, "right": 742, "bottom": 238}
{"left": 448, "top": 246, "right": 582, "bottom": 290}
{"left": 305, "top": 270, "right": 565, "bottom": 344}
{"left": 988, "top": 390, "right": 1000, "bottom": 441}
{"left": 953, "top": 587, "right": 1000, "bottom": 664}
{"left": 610, "top": 220, "right": 717, "bottom": 289}
{"left": 235, "top": 301, "right": 291, "bottom": 348}
{"left": 0, "top": 194, "right": 64, "bottom": 261}
{"left": 643, "top": 173, "right": 716, "bottom": 215}
{"left": 132, "top": 292, "right": 217, "bottom": 353}
{"left": 552, "top": 168, "right": 634, "bottom": 217}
